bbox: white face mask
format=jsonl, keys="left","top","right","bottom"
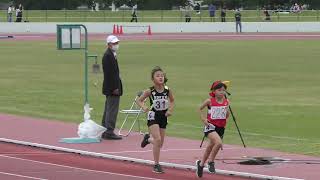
{"left": 111, "top": 44, "right": 119, "bottom": 51}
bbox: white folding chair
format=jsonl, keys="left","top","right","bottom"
{"left": 118, "top": 91, "right": 145, "bottom": 137}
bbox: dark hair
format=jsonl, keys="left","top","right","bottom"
{"left": 212, "top": 82, "right": 227, "bottom": 90}
{"left": 151, "top": 66, "right": 168, "bottom": 83}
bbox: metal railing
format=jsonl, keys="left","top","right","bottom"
{"left": 1, "top": 9, "right": 320, "bottom": 22}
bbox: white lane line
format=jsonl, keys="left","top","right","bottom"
{"left": 102, "top": 147, "right": 235, "bottom": 154}
{"left": 0, "top": 152, "right": 69, "bottom": 156}
{"left": 0, "top": 154, "right": 163, "bottom": 180}
{"left": 0, "top": 171, "right": 48, "bottom": 180}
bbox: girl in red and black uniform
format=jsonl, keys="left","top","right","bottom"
{"left": 136, "top": 66, "right": 175, "bottom": 174}
{"left": 196, "top": 80, "right": 230, "bottom": 178}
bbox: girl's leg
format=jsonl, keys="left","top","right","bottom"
{"left": 207, "top": 132, "right": 222, "bottom": 162}
{"left": 200, "top": 135, "right": 214, "bottom": 167}
{"left": 159, "top": 128, "right": 166, "bottom": 148}
{"left": 148, "top": 124, "right": 162, "bottom": 164}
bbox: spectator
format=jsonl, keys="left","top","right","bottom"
{"left": 101, "top": 35, "right": 123, "bottom": 140}
{"left": 292, "top": 3, "right": 301, "bottom": 13}
{"left": 263, "top": 7, "right": 271, "bottom": 21}
{"left": 91, "top": 1, "right": 96, "bottom": 11}
{"left": 185, "top": 5, "right": 192, "bottom": 22}
{"left": 208, "top": 3, "right": 216, "bottom": 22}
{"left": 7, "top": 5, "right": 13, "bottom": 22}
{"left": 195, "top": 3, "right": 201, "bottom": 14}
{"left": 15, "top": 4, "right": 23, "bottom": 22}
{"left": 221, "top": 7, "right": 227, "bottom": 22}
{"left": 130, "top": 7, "right": 138, "bottom": 22}
{"left": 235, "top": 9, "right": 242, "bottom": 33}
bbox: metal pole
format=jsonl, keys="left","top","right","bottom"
{"left": 81, "top": 25, "right": 89, "bottom": 104}
{"left": 64, "top": 0, "right": 67, "bottom": 22}
{"left": 228, "top": 105, "right": 246, "bottom": 148}
{"left": 200, "top": 135, "right": 205, "bottom": 148}
{"left": 122, "top": 9, "right": 124, "bottom": 22}
{"left": 224, "top": 92, "right": 246, "bottom": 148}
{"left": 161, "top": 9, "right": 163, "bottom": 22}
{"left": 45, "top": 9, "right": 48, "bottom": 22}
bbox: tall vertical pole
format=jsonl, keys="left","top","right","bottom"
{"left": 81, "top": 25, "right": 89, "bottom": 105}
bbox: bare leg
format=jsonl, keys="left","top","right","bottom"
{"left": 148, "top": 124, "right": 162, "bottom": 164}
{"left": 200, "top": 132, "right": 222, "bottom": 166}
{"left": 208, "top": 132, "right": 222, "bottom": 162}
{"left": 159, "top": 128, "right": 166, "bottom": 148}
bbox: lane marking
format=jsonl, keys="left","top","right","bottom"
{"left": 102, "top": 147, "right": 235, "bottom": 154}
{"left": 0, "top": 138, "right": 304, "bottom": 180}
{"left": 0, "top": 154, "right": 163, "bottom": 180}
{"left": 0, "top": 171, "right": 47, "bottom": 180}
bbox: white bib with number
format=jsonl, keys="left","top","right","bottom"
{"left": 147, "top": 111, "right": 155, "bottom": 121}
{"left": 210, "top": 106, "right": 228, "bottom": 120}
{"left": 153, "top": 99, "right": 169, "bottom": 111}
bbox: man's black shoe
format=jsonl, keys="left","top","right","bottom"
{"left": 103, "top": 133, "right": 122, "bottom": 140}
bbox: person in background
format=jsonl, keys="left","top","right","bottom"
{"left": 130, "top": 7, "right": 138, "bottom": 22}
{"left": 92, "top": 1, "right": 96, "bottom": 11}
{"left": 185, "top": 4, "right": 192, "bottom": 22}
{"left": 101, "top": 35, "right": 123, "bottom": 140}
{"left": 235, "top": 9, "right": 242, "bottom": 33}
{"left": 208, "top": 3, "right": 216, "bottom": 22}
{"left": 15, "top": 4, "right": 23, "bottom": 22}
{"left": 7, "top": 5, "right": 13, "bottom": 22}
{"left": 221, "top": 7, "right": 227, "bottom": 22}
{"left": 263, "top": 7, "right": 271, "bottom": 21}
{"left": 194, "top": 2, "right": 201, "bottom": 14}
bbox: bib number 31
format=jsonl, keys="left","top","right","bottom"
{"left": 153, "top": 99, "right": 169, "bottom": 111}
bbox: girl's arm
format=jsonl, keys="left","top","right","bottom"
{"left": 136, "top": 89, "right": 151, "bottom": 112}
{"left": 198, "top": 99, "right": 211, "bottom": 126}
{"left": 165, "top": 89, "right": 175, "bottom": 117}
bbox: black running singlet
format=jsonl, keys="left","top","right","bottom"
{"left": 149, "top": 86, "right": 170, "bottom": 114}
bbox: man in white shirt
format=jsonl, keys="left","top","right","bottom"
{"left": 7, "top": 5, "right": 13, "bottom": 22}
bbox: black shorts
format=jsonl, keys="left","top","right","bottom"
{"left": 147, "top": 112, "right": 168, "bottom": 129}
{"left": 204, "top": 125, "right": 225, "bottom": 139}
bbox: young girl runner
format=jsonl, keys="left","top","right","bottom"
{"left": 196, "top": 80, "right": 230, "bottom": 178}
{"left": 136, "top": 66, "right": 175, "bottom": 173}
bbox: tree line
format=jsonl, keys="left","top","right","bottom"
{"left": 2, "top": 0, "right": 320, "bottom": 10}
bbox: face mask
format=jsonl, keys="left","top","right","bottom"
{"left": 112, "top": 44, "right": 119, "bottom": 51}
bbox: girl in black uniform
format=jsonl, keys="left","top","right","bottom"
{"left": 136, "top": 66, "right": 175, "bottom": 173}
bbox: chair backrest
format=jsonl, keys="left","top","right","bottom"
{"left": 137, "top": 91, "right": 143, "bottom": 97}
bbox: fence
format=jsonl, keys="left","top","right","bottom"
{"left": 1, "top": 9, "right": 320, "bottom": 22}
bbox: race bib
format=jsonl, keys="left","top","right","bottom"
{"left": 204, "top": 124, "right": 215, "bottom": 133}
{"left": 210, "top": 106, "right": 228, "bottom": 119}
{"left": 147, "top": 111, "right": 155, "bottom": 121}
{"left": 153, "top": 99, "right": 169, "bottom": 111}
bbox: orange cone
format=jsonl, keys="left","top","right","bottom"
{"left": 113, "top": 24, "right": 117, "bottom": 34}
{"left": 116, "top": 25, "right": 119, "bottom": 34}
{"left": 119, "top": 25, "right": 123, "bottom": 35}
{"left": 147, "top": 25, "right": 152, "bottom": 35}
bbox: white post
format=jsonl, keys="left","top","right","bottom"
{"left": 112, "top": 2, "right": 116, "bottom": 12}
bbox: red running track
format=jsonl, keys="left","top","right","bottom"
{"left": 0, "top": 142, "right": 248, "bottom": 180}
